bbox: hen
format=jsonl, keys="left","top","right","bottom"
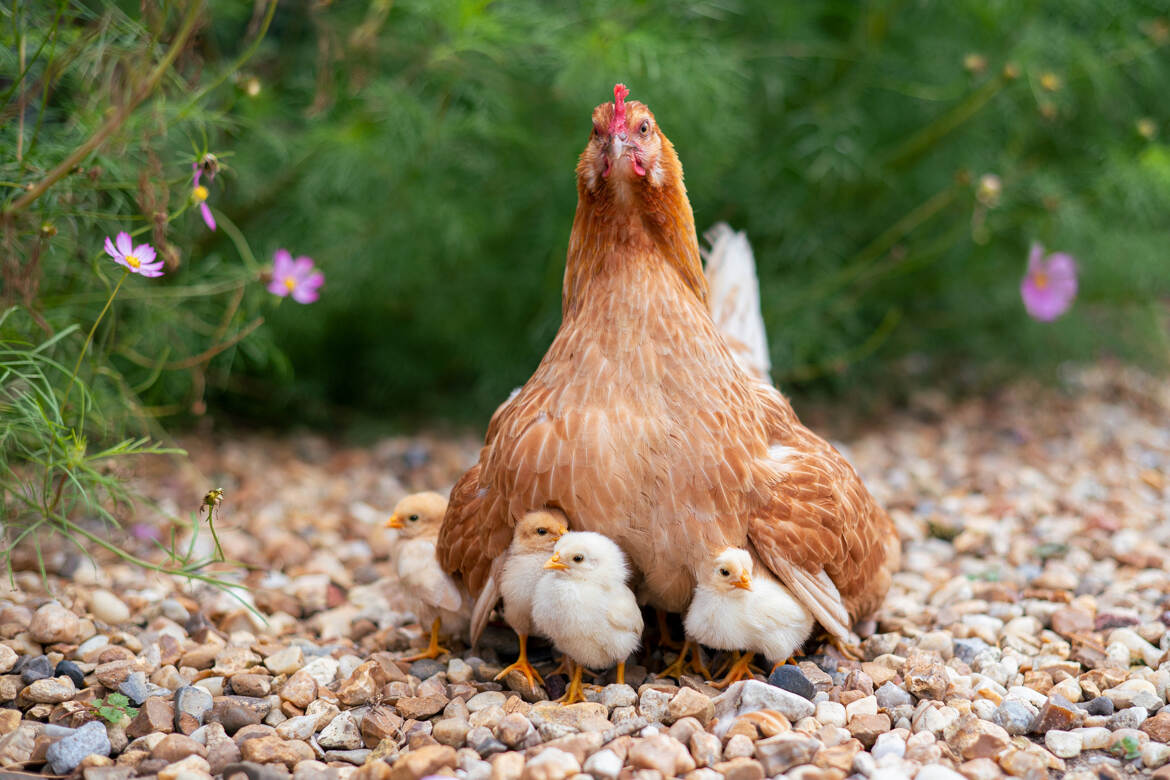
{"left": 439, "top": 83, "right": 898, "bottom": 644}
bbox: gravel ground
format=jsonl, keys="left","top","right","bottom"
{"left": 2, "top": 364, "right": 1169, "bottom": 780}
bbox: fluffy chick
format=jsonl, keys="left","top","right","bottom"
{"left": 684, "top": 547, "right": 814, "bottom": 686}
{"left": 532, "top": 531, "right": 643, "bottom": 703}
{"left": 493, "top": 510, "right": 569, "bottom": 687}
{"left": 387, "top": 492, "right": 470, "bottom": 660}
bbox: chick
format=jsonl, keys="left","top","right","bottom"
{"left": 387, "top": 492, "right": 470, "bottom": 660}
{"left": 684, "top": 547, "right": 814, "bottom": 687}
{"left": 494, "top": 510, "right": 570, "bottom": 687}
{"left": 532, "top": 531, "right": 643, "bottom": 703}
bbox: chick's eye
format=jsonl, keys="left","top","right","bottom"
{"left": 408, "top": 514, "right": 419, "bottom": 522}
{"left": 573, "top": 554, "right": 584, "bottom": 563}
{"left": 719, "top": 568, "right": 730, "bottom": 577}
{"left": 536, "top": 528, "right": 547, "bottom": 536}
{"left": 639, "top": 120, "right": 650, "bottom": 135}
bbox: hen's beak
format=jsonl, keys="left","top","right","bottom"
{"left": 733, "top": 573, "right": 753, "bottom": 590}
{"left": 386, "top": 514, "right": 404, "bottom": 529}
{"left": 544, "top": 552, "right": 570, "bottom": 571}
{"left": 608, "top": 132, "right": 630, "bottom": 160}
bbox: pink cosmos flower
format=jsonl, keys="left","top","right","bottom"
{"left": 1020, "top": 243, "right": 1077, "bottom": 321}
{"left": 268, "top": 249, "right": 324, "bottom": 304}
{"left": 192, "top": 163, "right": 216, "bottom": 231}
{"left": 103, "top": 232, "right": 164, "bottom": 277}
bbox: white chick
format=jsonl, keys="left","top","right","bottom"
{"left": 386, "top": 492, "right": 470, "bottom": 660}
{"left": 684, "top": 547, "right": 814, "bottom": 686}
{"left": 532, "top": 531, "right": 643, "bottom": 703}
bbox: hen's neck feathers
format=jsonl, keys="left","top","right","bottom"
{"left": 563, "top": 138, "right": 707, "bottom": 315}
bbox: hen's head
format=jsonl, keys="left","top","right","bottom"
{"left": 578, "top": 83, "right": 676, "bottom": 196}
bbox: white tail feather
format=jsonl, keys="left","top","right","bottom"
{"left": 703, "top": 223, "right": 771, "bottom": 384}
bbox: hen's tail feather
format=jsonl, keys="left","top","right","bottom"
{"left": 469, "top": 566, "right": 501, "bottom": 648}
{"left": 703, "top": 223, "right": 771, "bottom": 385}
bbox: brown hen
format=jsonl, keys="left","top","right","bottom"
{"left": 438, "top": 84, "right": 898, "bottom": 637}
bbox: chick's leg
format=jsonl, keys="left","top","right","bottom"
{"left": 557, "top": 662, "right": 587, "bottom": 705}
{"left": 615, "top": 661, "right": 626, "bottom": 686}
{"left": 494, "top": 633, "right": 544, "bottom": 688}
{"left": 712, "top": 652, "right": 762, "bottom": 689}
{"left": 660, "top": 641, "right": 711, "bottom": 681}
{"left": 402, "top": 617, "right": 450, "bottom": 661}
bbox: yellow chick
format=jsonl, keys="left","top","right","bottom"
{"left": 469, "top": 510, "right": 569, "bottom": 688}
{"left": 684, "top": 547, "right": 815, "bottom": 686}
{"left": 532, "top": 531, "right": 643, "bottom": 703}
{"left": 387, "top": 492, "right": 470, "bottom": 660}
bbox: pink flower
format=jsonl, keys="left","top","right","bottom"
{"left": 1020, "top": 243, "right": 1077, "bottom": 321}
{"left": 268, "top": 249, "right": 324, "bottom": 304}
{"left": 192, "top": 163, "right": 216, "bottom": 231}
{"left": 103, "top": 232, "right": 164, "bottom": 277}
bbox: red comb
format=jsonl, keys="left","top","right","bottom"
{"left": 610, "top": 83, "right": 630, "bottom": 134}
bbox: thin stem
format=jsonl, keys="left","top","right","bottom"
{"left": 3, "top": 0, "right": 203, "bottom": 216}
{"left": 177, "top": 0, "right": 279, "bottom": 119}
{"left": 63, "top": 269, "right": 129, "bottom": 409}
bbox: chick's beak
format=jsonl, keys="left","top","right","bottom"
{"left": 544, "top": 552, "right": 570, "bottom": 571}
{"left": 386, "top": 514, "right": 404, "bottom": 529}
{"left": 733, "top": 573, "right": 753, "bottom": 590}
{"left": 554, "top": 525, "right": 568, "bottom": 538}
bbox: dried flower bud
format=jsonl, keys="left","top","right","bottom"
{"left": 963, "top": 53, "right": 987, "bottom": 74}
{"left": 243, "top": 76, "right": 261, "bottom": 97}
{"left": 1002, "top": 63, "right": 1020, "bottom": 80}
{"left": 40, "top": 222, "right": 57, "bottom": 238}
{"left": 1039, "top": 72, "right": 1062, "bottom": 92}
{"left": 976, "top": 174, "right": 1002, "bottom": 208}
{"left": 1137, "top": 118, "right": 1157, "bottom": 140}
{"left": 197, "top": 153, "right": 220, "bottom": 180}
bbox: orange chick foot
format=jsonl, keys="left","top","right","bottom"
{"left": 711, "top": 652, "right": 763, "bottom": 689}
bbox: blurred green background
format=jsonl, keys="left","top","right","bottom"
{"left": 5, "top": 0, "right": 1170, "bottom": 433}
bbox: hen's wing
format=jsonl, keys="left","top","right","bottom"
{"left": 748, "top": 386, "right": 893, "bottom": 632}
{"left": 703, "top": 223, "right": 771, "bottom": 385}
{"left": 468, "top": 555, "right": 505, "bottom": 647}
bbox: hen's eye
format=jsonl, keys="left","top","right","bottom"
{"left": 573, "top": 554, "right": 584, "bottom": 563}
{"left": 536, "top": 528, "right": 547, "bottom": 536}
{"left": 719, "top": 568, "right": 730, "bottom": 577}
{"left": 408, "top": 514, "right": 419, "bottom": 522}
{"left": 639, "top": 120, "right": 650, "bottom": 135}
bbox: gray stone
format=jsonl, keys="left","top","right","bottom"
{"left": 46, "top": 720, "right": 111, "bottom": 774}
{"left": 20, "top": 655, "right": 53, "bottom": 684}
{"left": 875, "top": 681, "right": 913, "bottom": 709}
{"left": 318, "top": 711, "right": 362, "bottom": 750}
{"left": 953, "top": 637, "right": 991, "bottom": 665}
{"left": 1109, "top": 706, "right": 1148, "bottom": 731}
{"left": 467, "top": 725, "right": 508, "bottom": 757}
{"left": 176, "top": 685, "right": 214, "bottom": 725}
{"left": 118, "top": 671, "right": 149, "bottom": 706}
{"left": 992, "top": 700, "right": 1037, "bottom": 736}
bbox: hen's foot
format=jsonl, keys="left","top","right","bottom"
{"left": 401, "top": 618, "right": 450, "bottom": 661}
{"left": 495, "top": 634, "right": 544, "bottom": 688}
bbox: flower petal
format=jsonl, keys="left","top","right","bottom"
{"left": 292, "top": 255, "right": 314, "bottom": 278}
{"left": 291, "top": 284, "right": 320, "bottom": 304}
{"left": 192, "top": 165, "right": 202, "bottom": 187}
{"left": 267, "top": 278, "right": 291, "bottom": 297}
{"left": 200, "top": 203, "right": 216, "bottom": 231}
{"left": 1027, "top": 243, "right": 1045, "bottom": 271}
{"left": 273, "top": 249, "right": 293, "bottom": 275}
{"left": 104, "top": 236, "right": 119, "bottom": 259}
{"left": 133, "top": 244, "right": 157, "bottom": 264}
{"left": 113, "top": 255, "right": 132, "bottom": 272}
{"left": 116, "top": 232, "right": 134, "bottom": 256}
{"left": 302, "top": 271, "right": 324, "bottom": 290}
{"left": 138, "top": 266, "right": 166, "bottom": 278}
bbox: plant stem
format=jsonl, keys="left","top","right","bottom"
{"left": 63, "top": 269, "right": 129, "bottom": 410}
{"left": 3, "top": 0, "right": 203, "bottom": 217}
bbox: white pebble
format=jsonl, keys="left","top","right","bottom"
{"left": 1045, "top": 730, "right": 1082, "bottom": 758}
{"left": 815, "top": 701, "right": 846, "bottom": 728}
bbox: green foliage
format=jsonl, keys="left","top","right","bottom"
{"left": 92, "top": 693, "right": 137, "bottom": 726}
{"left": 0, "top": 1, "right": 278, "bottom": 590}
{"left": 207, "top": 0, "right": 1170, "bottom": 424}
